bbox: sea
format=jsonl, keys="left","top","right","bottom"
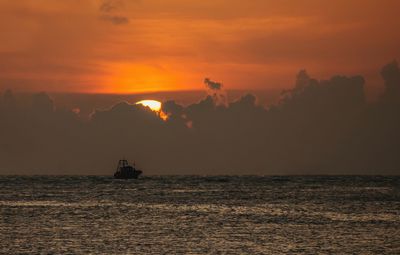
{"left": 0, "top": 176, "right": 399, "bottom": 254}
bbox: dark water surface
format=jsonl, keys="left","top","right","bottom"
{"left": 0, "top": 176, "right": 399, "bottom": 254}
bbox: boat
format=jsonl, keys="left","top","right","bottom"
{"left": 114, "top": 159, "right": 143, "bottom": 179}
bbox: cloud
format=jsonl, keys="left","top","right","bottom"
{"left": 32, "top": 92, "right": 54, "bottom": 115}
{"left": 1, "top": 61, "right": 400, "bottom": 175}
{"left": 99, "top": 0, "right": 123, "bottom": 13}
{"left": 99, "top": 0, "right": 129, "bottom": 25}
{"left": 381, "top": 60, "right": 400, "bottom": 103}
{"left": 2, "top": 89, "right": 16, "bottom": 110}
{"left": 204, "top": 78, "right": 222, "bottom": 90}
{"left": 203, "top": 78, "right": 227, "bottom": 106}
{"left": 100, "top": 15, "right": 129, "bottom": 25}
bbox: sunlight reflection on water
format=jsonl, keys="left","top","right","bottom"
{"left": 0, "top": 176, "right": 399, "bottom": 254}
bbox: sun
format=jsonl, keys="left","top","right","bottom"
{"left": 136, "top": 100, "right": 162, "bottom": 112}
{"left": 136, "top": 100, "right": 168, "bottom": 121}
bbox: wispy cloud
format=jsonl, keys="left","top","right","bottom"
{"left": 100, "top": 15, "right": 129, "bottom": 25}
{"left": 99, "top": 0, "right": 129, "bottom": 25}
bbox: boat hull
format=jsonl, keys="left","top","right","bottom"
{"left": 114, "top": 170, "right": 142, "bottom": 179}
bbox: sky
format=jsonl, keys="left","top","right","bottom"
{"left": 0, "top": 0, "right": 399, "bottom": 94}
{"left": 1, "top": 1, "right": 400, "bottom": 175}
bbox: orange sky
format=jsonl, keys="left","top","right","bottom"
{"left": 0, "top": 0, "right": 399, "bottom": 94}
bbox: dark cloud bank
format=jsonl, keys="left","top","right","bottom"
{"left": 1, "top": 61, "right": 400, "bottom": 175}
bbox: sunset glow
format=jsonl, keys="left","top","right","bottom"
{"left": 136, "top": 99, "right": 168, "bottom": 120}
{"left": 0, "top": 1, "right": 399, "bottom": 94}
{"left": 136, "top": 100, "right": 162, "bottom": 112}
{"left": 1, "top": 2, "right": 400, "bottom": 253}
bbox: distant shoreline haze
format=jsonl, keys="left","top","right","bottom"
{"left": 0, "top": 62, "right": 399, "bottom": 175}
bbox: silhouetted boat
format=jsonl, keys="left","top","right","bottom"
{"left": 114, "top": 159, "right": 142, "bottom": 179}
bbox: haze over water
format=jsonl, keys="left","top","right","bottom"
{"left": 1, "top": 176, "right": 399, "bottom": 254}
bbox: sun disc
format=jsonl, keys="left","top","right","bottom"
{"left": 135, "top": 100, "right": 162, "bottom": 112}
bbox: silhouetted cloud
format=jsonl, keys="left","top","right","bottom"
{"left": 1, "top": 89, "right": 16, "bottom": 111}
{"left": 1, "top": 61, "right": 400, "bottom": 175}
{"left": 381, "top": 60, "right": 400, "bottom": 103}
{"left": 32, "top": 92, "right": 54, "bottom": 115}
{"left": 204, "top": 78, "right": 227, "bottom": 106}
{"left": 204, "top": 78, "right": 222, "bottom": 90}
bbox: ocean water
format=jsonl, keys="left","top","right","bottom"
{"left": 0, "top": 176, "right": 399, "bottom": 254}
